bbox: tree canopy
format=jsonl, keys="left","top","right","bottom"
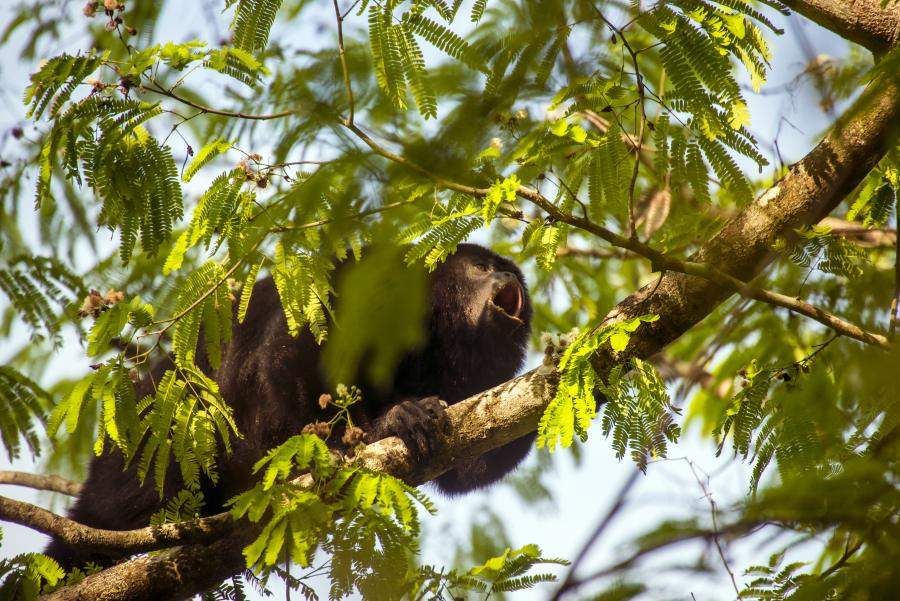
{"left": 0, "top": 0, "right": 898, "bottom": 599}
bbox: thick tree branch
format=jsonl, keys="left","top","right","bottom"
{"left": 783, "top": 0, "right": 900, "bottom": 53}
{"left": 43, "top": 70, "right": 900, "bottom": 601}
{"left": 0, "top": 471, "right": 82, "bottom": 496}
{"left": 0, "top": 495, "right": 233, "bottom": 555}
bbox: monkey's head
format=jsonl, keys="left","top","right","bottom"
{"left": 425, "top": 244, "right": 532, "bottom": 400}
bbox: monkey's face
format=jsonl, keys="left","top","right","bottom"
{"left": 430, "top": 244, "right": 532, "bottom": 333}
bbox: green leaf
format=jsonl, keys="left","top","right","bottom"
{"left": 182, "top": 138, "right": 232, "bottom": 182}
{"left": 324, "top": 246, "right": 426, "bottom": 387}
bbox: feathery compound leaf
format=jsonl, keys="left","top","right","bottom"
{"left": 171, "top": 262, "right": 234, "bottom": 370}
{"left": 784, "top": 225, "right": 868, "bottom": 278}
{"left": 165, "top": 171, "right": 246, "bottom": 274}
{"left": 368, "top": 6, "right": 407, "bottom": 111}
{"left": 86, "top": 297, "right": 154, "bottom": 357}
{"left": 598, "top": 359, "right": 680, "bottom": 472}
{"left": 0, "top": 255, "right": 85, "bottom": 342}
{"left": 182, "top": 138, "right": 233, "bottom": 182}
{"left": 237, "top": 259, "right": 264, "bottom": 324}
{"left": 324, "top": 246, "right": 427, "bottom": 388}
{"left": 404, "top": 13, "right": 482, "bottom": 70}
{"left": 229, "top": 0, "right": 283, "bottom": 54}
{"left": 0, "top": 367, "right": 50, "bottom": 461}
{"left": 271, "top": 243, "right": 334, "bottom": 342}
{"left": 79, "top": 119, "right": 183, "bottom": 263}
{"left": 24, "top": 52, "right": 106, "bottom": 120}
{"left": 538, "top": 316, "right": 665, "bottom": 454}
{"left": 0, "top": 553, "right": 64, "bottom": 600}
{"left": 471, "top": 0, "right": 488, "bottom": 22}
{"left": 398, "top": 26, "right": 437, "bottom": 119}
{"left": 848, "top": 178, "right": 897, "bottom": 227}
{"left": 135, "top": 367, "right": 238, "bottom": 493}
{"left": 400, "top": 195, "right": 482, "bottom": 269}
{"left": 482, "top": 175, "right": 520, "bottom": 223}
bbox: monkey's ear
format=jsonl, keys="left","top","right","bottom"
{"left": 323, "top": 245, "right": 428, "bottom": 388}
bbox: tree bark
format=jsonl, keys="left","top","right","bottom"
{"left": 783, "top": 0, "right": 900, "bottom": 53}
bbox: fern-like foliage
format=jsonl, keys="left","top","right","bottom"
{"left": 227, "top": 433, "right": 434, "bottom": 576}
{"left": 271, "top": 243, "right": 334, "bottom": 343}
{"left": 466, "top": 544, "right": 569, "bottom": 594}
{"left": 0, "top": 367, "right": 50, "bottom": 461}
{"left": 847, "top": 169, "right": 898, "bottom": 227}
{"left": 171, "top": 262, "right": 234, "bottom": 370}
{"left": 0, "top": 255, "right": 85, "bottom": 342}
{"left": 537, "top": 314, "right": 679, "bottom": 468}
{"left": 0, "top": 548, "right": 65, "bottom": 601}
{"left": 200, "top": 575, "right": 252, "bottom": 601}
{"left": 86, "top": 125, "right": 184, "bottom": 263}
{"left": 599, "top": 359, "right": 681, "bottom": 472}
{"left": 150, "top": 489, "right": 205, "bottom": 525}
{"left": 134, "top": 366, "right": 239, "bottom": 493}
{"left": 228, "top": 0, "right": 284, "bottom": 54}
{"left": 46, "top": 361, "right": 138, "bottom": 457}
{"left": 399, "top": 194, "right": 482, "bottom": 269}
{"left": 783, "top": 225, "right": 868, "bottom": 278}
{"left": 24, "top": 52, "right": 106, "bottom": 120}
{"left": 165, "top": 171, "right": 251, "bottom": 274}
{"left": 367, "top": 5, "right": 482, "bottom": 117}
{"left": 739, "top": 551, "right": 811, "bottom": 600}
{"left": 85, "top": 296, "right": 154, "bottom": 358}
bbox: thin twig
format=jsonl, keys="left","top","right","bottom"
{"left": 683, "top": 458, "right": 741, "bottom": 598}
{"left": 550, "top": 469, "right": 642, "bottom": 600}
{"left": 333, "top": 0, "right": 356, "bottom": 126}
{"left": 143, "top": 82, "right": 297, "bottom": 121}
{"left": 890, "top": 192, "right": 899, "bottom": 340}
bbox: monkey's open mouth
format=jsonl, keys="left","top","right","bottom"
{"left": 490, "top": 281, "right": 524, "bottom": 320}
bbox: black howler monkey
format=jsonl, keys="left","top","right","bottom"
{"left": 46, "top": 243, "right": 533, "bottom": 568}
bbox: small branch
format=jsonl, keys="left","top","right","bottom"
{"left": 819, "top": 537, "right": 864, "bottom": 579}
{"left": 0, "top": 495, "right": 234, "bottom": 554}
{"left": 670, "top": 258, "right": 891, "bottom": 349}
{"left": 556, "top": 246, "right": 639, "bottom": 260}
{"left": 550, "top": 469, "right": 642, "bottom": 601}
{"left": 333, "top": 0, "right": 355, "bottom": 126}
{"left": 143, "top": 83, "right": 297, "bottom": 121}
{"left": 820, "top": 217, "right": 897, "bottom": 248}
{"left": 560, "top": 521, "right": 760, "bottom": 596}
{"left": 683, "top": 458, "right": 741, "bottom": 597}
{"left": 891, "top": 191, "right": 899, "bottom": 339}
{"left": 0, "top": 471, "right": 82, "bottom": 496}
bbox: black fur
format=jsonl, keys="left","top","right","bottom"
{"left": 45, "top": 243, "right": 532, "bottom": 568}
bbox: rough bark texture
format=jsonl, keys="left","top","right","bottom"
{"left": 784, "top": 0, "right": 900, "bottom": 52}
{"left": 0, "top": 495, "right": 234, "bottom": 555}
{"left": 39, "top": 3, "right": 900, "bottom": 599}
{"left": 0, "top": 471, "right": 81, "bottom": 496}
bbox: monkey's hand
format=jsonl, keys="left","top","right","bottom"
{"left": 367, "top": 396, "right": 450, "bottom": 460}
